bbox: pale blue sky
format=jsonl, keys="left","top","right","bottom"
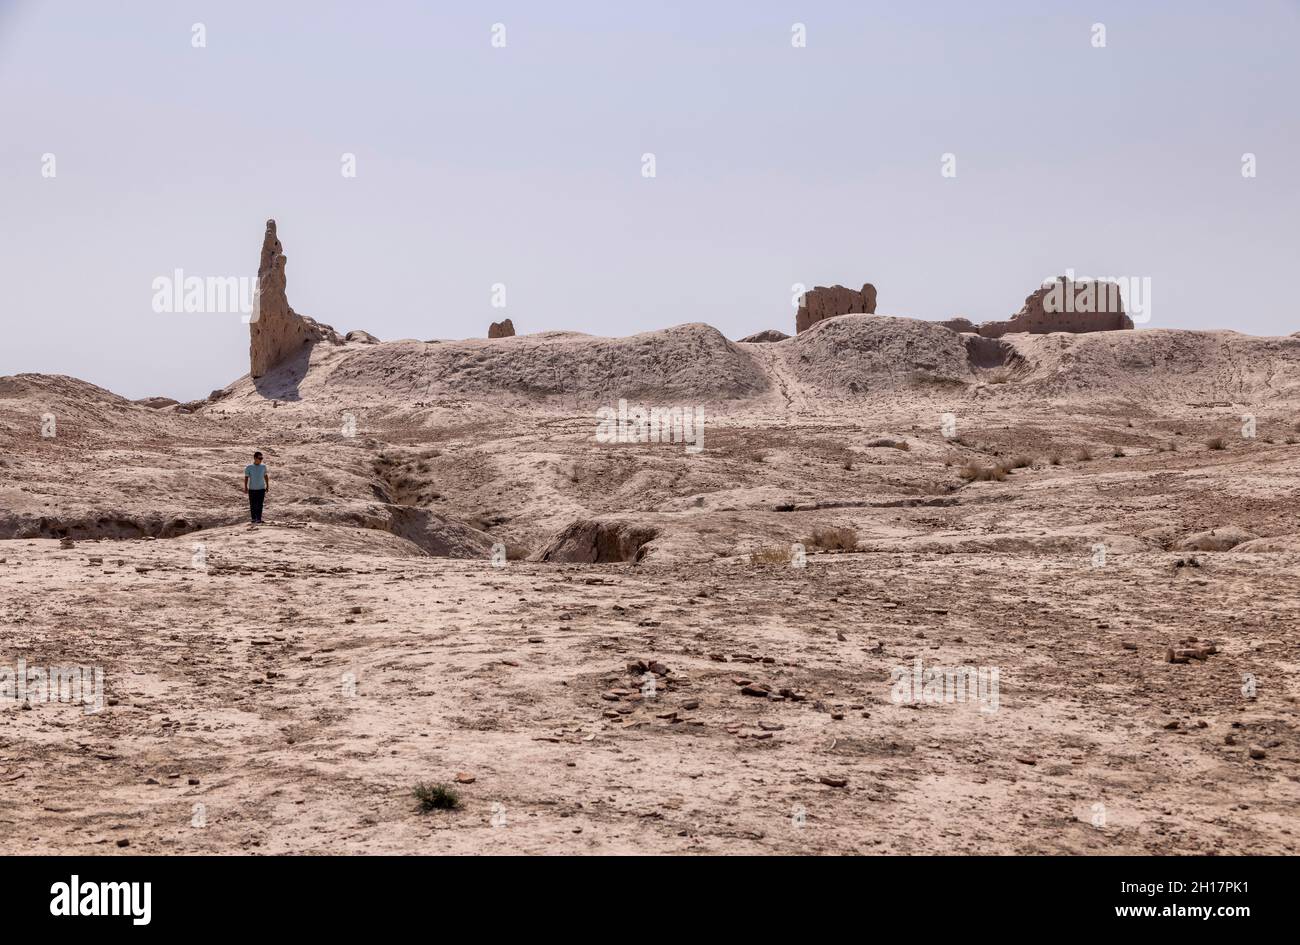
{"left": 2, "top": 0, "right": 1297, "bottom": 400}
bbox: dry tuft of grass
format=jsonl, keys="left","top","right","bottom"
{"left": 1111, "top": 446, "right": 1125, "bottom": 458}
{"left": 960, "top": 463, "right": 1007, "bottom": 482}
{"left": 805, "top": 526, "right": 859, "bottom": 551}
{"left": 748, "top": 545, "right": 792, "bottom": 566}
{"left": 1205, "top": 436, "right": 1226, "bottom": 451}
{"left": 1077, "top": 446, "right": 1093, "bottom": 462}
{"left": 413, "top": 782, "right": 462, "bottom": 812}
{"left": 1048, "top": 453, "right": 1062, "bottom": 466}
{"left": 566, "top": 461, "right": 591, "bottom": 483}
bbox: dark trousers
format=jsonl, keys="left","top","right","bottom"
{"left": 248, "top": 488, "right": 266, "bottom": 523}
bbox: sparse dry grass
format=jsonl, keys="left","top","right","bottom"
{"left": 413, "top": 782, "right": 461, "bottom": 812}
{"left": 805, "top": 526, "right": 859, "bottom": 551}
{"left": 1205, "top": 436, "right": 1226, "bottom": 451}
{"left": 748, "top": 545, "right": 792, "bottom": 566}
{"left": 960, "top": 463, "right": 1007, "bottom": 482}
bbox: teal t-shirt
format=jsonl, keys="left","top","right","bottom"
{"left": 245, "top": 463, "right": 268, "bottom": 489}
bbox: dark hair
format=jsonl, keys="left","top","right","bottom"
{"left": 253, "top": 451, "right": 263, "bottom": 459}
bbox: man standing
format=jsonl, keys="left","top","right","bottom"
{"left": 244, "top": 451, "right": 270, "bottom": 524}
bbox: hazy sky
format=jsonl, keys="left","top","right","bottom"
{"left": 2, "top": 0, "right": 1297, "bottom": 400}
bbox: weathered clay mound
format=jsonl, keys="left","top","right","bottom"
{"left": 488, "top": 318, "right": 516, "bottom": 339}
{"left": 1176, "top": 526, "right": 1257, "bottom": 552}
{"left": 784, "top": 315, "right": 974, "bottom": 394}
{"left": 1233, "top": 535, "right": 1300, "bottom": 553}
{"left": 0, "top": 499, "right": 497, "bottom": 558}
{"left": 0, "top": 509, "right": 222, "bottom": 541}
{"left": 383, "top": 506, "right": 497, "bottom": 557}
{"left": 259, "top": 501, "right": 497, "bottom": 558}
{"left": 531, "top": 519, "right": 659, "bottom": 563}
{"left": 290, "top": 323, "right": 768, "bottom": 405}
{"left": 1001, "top": 330, "right": 1300, "bottom": 402}
{"left": 135, "top": 396, "right": 180, "bottom": 409}
{"left": 739, "top": 329, "right": 790, "bottom": 344}
{"left": 0, "top": 373, "right": 179, "bottom": 442}
{"left": 0, "top": 372, "right": 131, "bottom": 407}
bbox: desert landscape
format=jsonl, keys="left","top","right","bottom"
{"left": 1, "top": 220, "right": 1297, "bottom": 855}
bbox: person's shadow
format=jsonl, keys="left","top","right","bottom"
{"left": 251, "top": 344, "right": 311, "bottom": 401}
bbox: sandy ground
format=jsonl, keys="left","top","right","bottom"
{"left": 2, "top": 319, "right": 1299, "bottom": 853}
{"left": 1, "top": 527, "right": 1297, "bottom": 854}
